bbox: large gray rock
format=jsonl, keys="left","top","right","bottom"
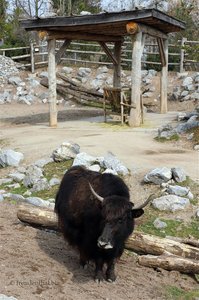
{"left": 0, "top": 295, "right": 18, "bottom": 300}
{"left": 102, "top": 152, "right": 129, "bottom": 176}
{"left": 52, "top": 142, "right": 80, "bottom": 162}
{"left": 77, "top": 67, "right": 91, "bottom": 77}
{"left": 166, "top": 185, "right": 193, "bottom": 199}
{"left": 9, "top": 172, "right": 25, "bottom": 182}
{"left": 72, "top": 152, "right": 97, "bottom": 168}
{"left": 23, "top": 165, "right": 43, "bottom": 187}
{"left": 153, "top": 218, "right": 167, "bottom": 229}
{"left": 30, "top": 178, "right": 50, "bottom": 192}
{"left": 171, "top": 167, "right": 187, "bottom": 182}
{"left": 144, "top": 167, "right": 172, "bottom": 185}
{"left": 34, "top": 158, "right": 53, "bottom": 168}
{"left": 0, "top": 149, "right": 24, "bottom": 167}
{"left": 49, "top": 177, "right": 61, "bottom": 186}
{"left": 9, "top": 193, "right": 25, "bottom": 202}
{"left": 26, "top": 197, "right": 54, "bottom": 208}
{"left": 8, "top": 76, "right": 23, "bottom": 86}
{"left": 152, "top": 195, "right": 190, "bottom": 212}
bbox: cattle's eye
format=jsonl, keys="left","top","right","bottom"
{"left": 118, "top": 218, "right": 123, "bottom": 224}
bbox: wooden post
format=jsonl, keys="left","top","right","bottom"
{"left": 55, "top": 39, "right": 71, "bottom": 64}
{"left": 180, "top": 37, "right": 187, "bottom": 73}
{"left": 129, "top": 32, "right": 145, "bottom": 127}
{"left": 113, "top": 41, "right": 122, "bottom": 88}
{"left": 48, "top": 38, "right": 57, "bottom": 127}
{"left": 30, "top": 42, "right": 35, "bottom": 73}
{"left": 160, "top": 38, "right": 168, "bottom": 114}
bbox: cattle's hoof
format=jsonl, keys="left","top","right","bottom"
{"left": 95, "top": 272, "right": 104, "bottom": 283}
{"left": 106, "top": 274, "right": 116, "bottom": 283}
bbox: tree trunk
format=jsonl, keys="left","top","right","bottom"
{"left": 17, "top": 205, "right": 58, "bottom": 230}
{"left": 138, "top": 254, "right": 199, "bottom": 274}
{"left": 126, "top": 232, "right": 199, "bottom": 260}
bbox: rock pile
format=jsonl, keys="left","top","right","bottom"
{"left": 0, "top": 55, "right": 22, "bottom": 85}
{"left": 156, "top": 107, "right": 199, "bottom": 150}
{"left": 169, "top": 72, "right": 199, "bottom": 102}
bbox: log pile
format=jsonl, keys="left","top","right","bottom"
{"left": 17, "top": 204, "right": 199, "bottom": 274}
{"left": 40, "top": 72, "right": 104, "bottom": 106}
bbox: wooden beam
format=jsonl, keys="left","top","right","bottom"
{"left": 99, "top": 41, "right": 118, "bottom": 65}
{"left": 160, "top": 38, "right": 168, "bottom": 113}
{"left": 55, "top": 39, "right": 71, "bottom": 64}
{"left": 128, "top": 32, "right": 146, "bottom": 127}
{"left": 48, "top": 31, "right": 123, "bottom": 42}
{"left": 126, "top": 22, "right": 168, "bottom": 39}
{"left": 157, "top": 37, "right": 166, "bottom": 66}
{"left": 48, "top": 38, "right": 57, "bottom": 127}
{"left": 113, "top": 41, "right": 122, "bottom": 88}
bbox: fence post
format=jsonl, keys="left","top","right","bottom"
{"left": 180, "top": 37, "right": 187, "bottom": 73}
{"left": 30, "top": 42, "right": 35, "bottom": 73}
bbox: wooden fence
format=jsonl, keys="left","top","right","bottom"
{"left": 0, "top": 38, "right": 198, "bottom": 72}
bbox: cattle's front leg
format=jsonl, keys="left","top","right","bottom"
{"left": 79, "top": 250, "right": 89, "bottom": 269}
{"left": 94, "top": 258, "right": 104, "bottom": 283}
{"left": 106, "top": 259, "right": 116, "bottom": 282}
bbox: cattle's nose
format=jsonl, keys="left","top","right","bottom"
{"left": 97, "top": 238, "right": 113, "bottom": 249}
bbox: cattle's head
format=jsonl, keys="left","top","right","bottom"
{"left": 89, "top": 183, "right": 153, "bottom": 250}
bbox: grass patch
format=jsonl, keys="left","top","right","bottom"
{"left": 43, "top": 160, "right": 73, "bottom": 180}
{"left": 166, "top": 286, "right": 199, "bottom": 300}
{"left": 137, "top": 207, "right": 199, "bottom": 239}
{"left": 0, "top": 138, "right": 9, "bottom": 147}
{"left": 186, "top": 125, "right": 199, "bottom": 145}
{"left": 154, "top": 134, "right": 180, "bottom": 143}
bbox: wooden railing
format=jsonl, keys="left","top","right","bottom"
{"left": 0, "top": 38, "right": 198, "bottom": 72}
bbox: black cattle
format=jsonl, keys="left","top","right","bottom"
{"left": 55, "top": 166, "right": 152, "bottom": 282}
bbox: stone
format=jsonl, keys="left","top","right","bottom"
{"left": 144, "top": 167, "right": 172, "bottom": 185}
{"left": 39, "top": 71, "right": 48, "bottom": 78}
{"left": 196, "top": 209, "right": 199, "bottom": 219}
{"left": 103, "top": 168, "right": 118, "bottom": 175}
{"left": 62, "top": 67, "right": 73, "bottom": 74}
{"left": 25, "top": 197, "right": 53, "bottom": 208}
{"left": 52, "top": 141, "right": 80, "bottom": 162}
{"left": 77, "top": 67, "right": 91, "bottom": 77}
{"left": 166, "top": 185, "right": 193, "bottom": 199}
{"left": 182, "top": 76, "right": 193, "bottom": 87}
{"left": 34, "top": 158, "right": 53, "bottom": 168}
{"left": 0, "top": 178, "right": 13, "bottom": 185}
{"left": 8, "top": 76, "right": 23, "bottom": 86}
{"left": 171, "top": 167, "right": 187, "bottom": 183}
{"left": 0, "top": 149, "right": 24, "bottom": 167}
{"left": 49, "top": 178, "right": 61, "bottom": 186}
{"left": 9, "top": 172, "right": 25, "bottom": 182}
{"left": 9, "top": 193, "right": 25, "bottom": 202}
{"left": 72, "top": 152, "right": 96, "bottom": 168}
{"left": 102, "top": 152, "right": 129, "bottom": 176}
{"left": 152, "top": 195, "right": 190, "bottom": 212}
{"left": 0, "top": 295, "right": 18, "bottom": 300}
{"left": 96, "top": 66, "right": 109, "bottom": 75}
{"left": 30, "top": 178, "right": 50, "bottom": 192}
{"left": 194, "top": 145, "right": 199, "bottom": 151}
{"left": 153, "top": 218, "right": 167, "bottom": 229}
{"left": 0, "top": 194, "right": 4, "bottom": 202}
{"left": 23, "top": 165, "right": 43, "bottom": 188}
{"left": 177, "top": 112, "right": 187, "bottom": 121}
{"left": 7, "top": 183, "right": 20, "bottom": 189}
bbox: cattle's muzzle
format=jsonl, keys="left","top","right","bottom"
{"left": 97, "top": 224, "right": 113, "bottom": 250}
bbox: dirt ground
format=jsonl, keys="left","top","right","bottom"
{"left": 0, "top": 97, "right": 199, "bottom": 299}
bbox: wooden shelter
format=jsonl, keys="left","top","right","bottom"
{"left": 21, "top": 9, "right": 185, "bottom": 127}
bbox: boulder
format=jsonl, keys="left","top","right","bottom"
{"left": 166, "top": 185, "right": 193, "bottom": 200}
{"left": 72, "top": 152, "right": 97, "bottom": 168}
{"left": 152, "top": 195, "right": 190, "bottom": 212}
{"left": 30, "top": 178, "right": 50, "bottom": 192}
{"left": 144, "top": 167, "right": 172, "bottom": 185}
{"left": 171, "top": 167, "right": 187, "bottom": 183}
{"left": 0, "top": 149, "right": 24, "bottom": 167}
{"left": 153, "top": 218, "right": 167, "bottom": 229}
{"left": 102, "top": 152, "right": 129, "bottom": 176}
{"left": 52, "top": 142, "right": 80, "bottom": 162}
{"left": 23, "top": 165, "right": 43, "bottom": 188}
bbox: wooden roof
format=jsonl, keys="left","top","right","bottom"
{"left": 21, "top": 9, "right": 185, "bottom": 42}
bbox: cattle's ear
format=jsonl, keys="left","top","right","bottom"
{"left": 131, "top": 209, "right": 144, "bottom": 219}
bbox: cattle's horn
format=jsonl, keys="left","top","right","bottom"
{"left": 88, "top": 182, "right": 104, "bottom": 203}
{"left": 132, "top": 194, "right": 155, "bottom": 210}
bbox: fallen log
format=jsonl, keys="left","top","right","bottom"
{"left": 126, "top": 232, "right": 199, "bottom": 260}
{"left": 40, "top": 77, "right": 104, "bottom": 106}
{"left": 17, "top": 204, "right": 58, "bottom": 230}
{"left": 138, "top": 254, "right": 199, "bottom": 274}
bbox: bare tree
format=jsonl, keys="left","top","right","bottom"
{"left": 14, "top": 0, "right": 50, "bottom": 18}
